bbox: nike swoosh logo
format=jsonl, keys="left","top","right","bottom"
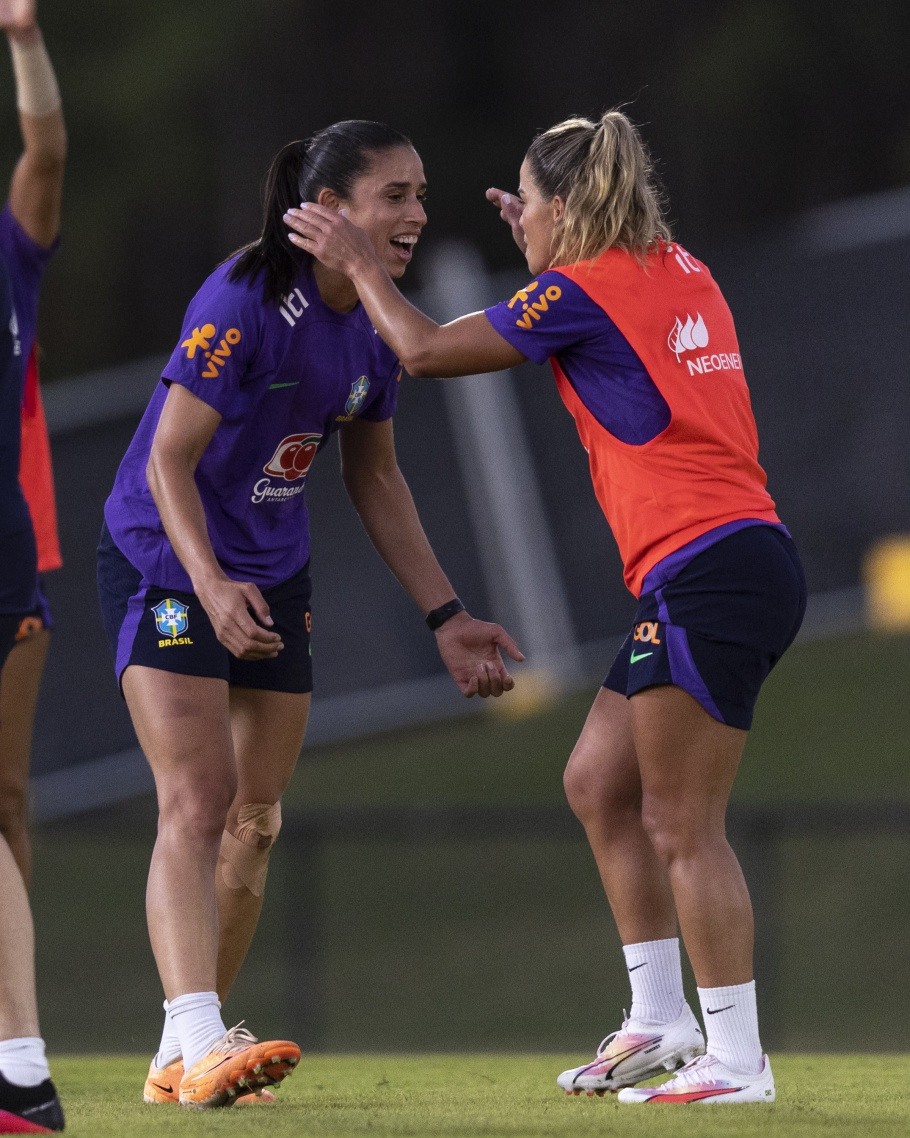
{"left": 629, "top": 650, "right": 653, "bottom": 664}
{"left": 151, "top": 1082, "right": 174, "bottom": 1093}
{"left": 628, "top": 962, "right": 647, "bottom": 972}
{"left": 706, "top": 1004, "right": 735, "bottom": 1015}
{"left": 578, "top": 1037, "right": 661, "bottom": 1081}
{"left": 269, "top": 381, "right": 300, "bottom": 390}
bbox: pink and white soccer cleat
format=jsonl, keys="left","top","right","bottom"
{"left": 556, "top": 1005, "right": 705, "bottom": 1095}
{"left": 616, "top": 1051, "right": 776, "bottom": 1104}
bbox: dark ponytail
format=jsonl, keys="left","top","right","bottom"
{"left": 229, "top": 120, "right": 413, "bottom": 305}
{"left": 229, "top": 141, "right": 308, "bottom": 305}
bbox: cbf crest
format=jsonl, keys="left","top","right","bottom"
{"left": 345, "top": 375, "right": 370, "bottom": 417}
{"left": 153, "top": 598, "right": 189, "bottom": 639}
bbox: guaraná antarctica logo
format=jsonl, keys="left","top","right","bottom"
{"left": 252, "top": 432, "right": 323, "bottom": 504}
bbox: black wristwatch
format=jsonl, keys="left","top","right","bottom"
{"left": 425, "top": 597, "right": 466, "bottom": 631}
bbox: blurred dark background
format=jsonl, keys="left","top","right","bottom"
{"left": 3, "top": 0, "right": 909, "bottom": 381}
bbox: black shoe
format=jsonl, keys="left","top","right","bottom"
{"left": 0, "top": 1073, "right": 65, "bottom": 1132}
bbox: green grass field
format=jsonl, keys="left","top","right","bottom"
{"left": 52, "top": 1053, "right": 909, "bottom": 1137}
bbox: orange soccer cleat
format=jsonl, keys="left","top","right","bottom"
{"left": 177, "top": 1024, "right": 300, "bottom": 1109}
{"left": 144, "top": 1054, "right": 277, "bottom": 1105}
{"left": 143, "top": 1057, "right": 183, "bottom": 1104}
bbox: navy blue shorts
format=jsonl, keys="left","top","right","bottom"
{"left": 604, "top": 524, "right": 806, "bottom": 730}
{"left": 0, "top": 579, "right": 51, "bottom": 669}
{"left": 0, "top": 614, "right": 21, "bottom": 670}
{"left": 12, "top": 578, "right": 53, "bottom": 642}
{"left": 97, "top": 524, "right": 313, "bottom": 694}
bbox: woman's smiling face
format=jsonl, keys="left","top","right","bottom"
{"left": 333, "top": 145, "right": 428, "bottom": 279}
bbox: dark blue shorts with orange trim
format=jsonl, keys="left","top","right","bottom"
{"left": 603, "top": 525, "right": 806, "bottom": 730}
{"left": 0, "top": 581, "right": 51, "bottom": 668}
{"left": 14, "top": 577, "right": 53, "bottom": 640}
{"left": 97, "top": 523, "right": 313, "bottom": 694}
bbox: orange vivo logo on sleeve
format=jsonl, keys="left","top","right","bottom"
{"left": 507, "top": 280, "right": 563, "bottom": 329}
{"left": 181, "top": 323, "right": 242, "bottom": 376}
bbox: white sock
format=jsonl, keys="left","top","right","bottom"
{"left": 622, "top": 937, "right": 685, "bottom": 1026}
{"left": 154, "top": 1001, "right": 182, "bottom": 1069}
{"left": 0, "top": 1037, "right": 51, "bottom": 1087}
{"left": 697, "top": 980, "right": 763, "bottom": 1074}
{"left": 165, "top": 992, "right": 226, "bottom": 1072}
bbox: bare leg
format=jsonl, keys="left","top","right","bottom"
{"left": 563, "top": 687, "right": 676, "bottom": 943}
{"left": 215, "top": 688, "right": 310, "bottom": 1000}
{"left": 123, "top": 666, "right": 236, "bottom": 1000}
{"left": 0, "top": 834, "right": 39, "bottom": 1041}
{"left": 0, "top": 630, "right": 50, "bottom": 885}
{"left": 632, "top": 685, "right": 753, "bottom": 986}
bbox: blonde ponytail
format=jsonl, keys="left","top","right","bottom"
{"left": 526, "top": 109, "right": 670, "bottom": 265}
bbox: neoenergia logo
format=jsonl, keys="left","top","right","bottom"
{"left": 668, "top": 313, "right": 709, "bottom": 360}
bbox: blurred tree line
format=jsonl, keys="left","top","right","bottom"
{"left": 0, "top": 0, "right": 907, "bottom": 380}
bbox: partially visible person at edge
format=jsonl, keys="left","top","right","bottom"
{"left": 0, "top": 0, "right": 65, "bottom": 891}
{"left": 0, "top": 3, "right": 65, "bottom": 1133}
{"left": 284, "top": 108, "right": 806, "bottom": 1106}
{"left": 98, "top": 119, "right": 523, "bottom": 1111}
{"left": 0, "top": 15, "right": 65, "bottom": 1131}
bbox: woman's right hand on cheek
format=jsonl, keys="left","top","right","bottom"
{"left": 485, "top": 187, "right": 526, "bottom": 253}
{"left": 195, "top": 576, "right": 284, "bottom": 660}
{"left": 283, "top": 203, "right": 374, "bottom": 278}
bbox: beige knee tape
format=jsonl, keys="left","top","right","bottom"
{"left": 219, "top": 801, "right": 282, "bottom": 897}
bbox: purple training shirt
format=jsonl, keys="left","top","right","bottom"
{"left": 0, "top": 202, "right": 58, "bottom": 366}
{"left": 104, "top": 256, "right": 400, "bottom": 591}
{"left": 485, "top": 269, "right": 671, "bottom": 446}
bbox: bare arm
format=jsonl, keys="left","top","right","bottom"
{"left": 147, "top": 383, "right": 283, "bottom": 661}
{"left": 284, "top": 203, "right": 526, "bottom": 379}
{"left": 340, "top": 416, "right": 523, "bottom": 697}
{"left": 2, "top": 2, "right": 66, "bottom": 247}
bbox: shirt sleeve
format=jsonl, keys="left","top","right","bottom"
{"left": 484, "top": 270, "right": 605, "bottom": 364}
{"left": 160, "top": 274, "right": 260, "bottom": 418}
{"left": 0, "top": 203, "right": 57, "bottom": 302}
{"left": 359, "top": 360, "right": 401, "bottom": 422}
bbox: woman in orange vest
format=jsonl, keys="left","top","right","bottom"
{"left": 284, "top": 109, "right": 806, "bottom": 1105}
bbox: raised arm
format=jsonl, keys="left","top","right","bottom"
{"left": 2, "top": 0, "right": 66, "bottom": 247}
{"left": 147, "top": 383, "right": 283, "bottom": 661}
{"left": 339, "top": 415, "right": 523, "bottom": 696}
{"left": 284, "top": 203, "right": 526, "bottom": 379}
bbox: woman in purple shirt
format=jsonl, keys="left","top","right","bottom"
{"left": 99, "top": 120, "right": 523, "bottom": 1109}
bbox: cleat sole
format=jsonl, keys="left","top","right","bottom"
{"left": 180, "top": 1043, "right": 301, "bottom": 1109}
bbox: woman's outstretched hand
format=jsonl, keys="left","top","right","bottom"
{"left": 434, "top": 611, "right": 525, "bottom": 698}
{"left": 284, "top": 203, "right": 376, "bottom": 278}
{"left": 485, "top": 187, "right": 526, "bottom": 255}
